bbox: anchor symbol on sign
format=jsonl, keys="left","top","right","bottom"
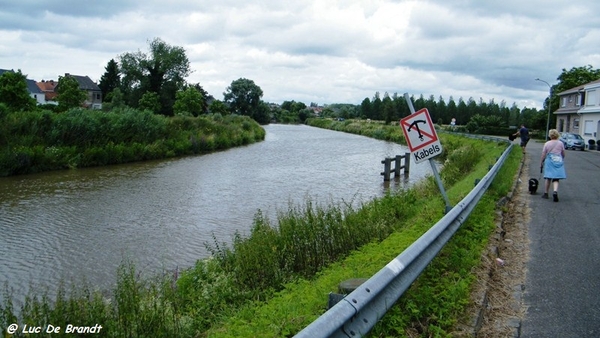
{"left": 408, "top": 120, "right": 427, "bottom": 141}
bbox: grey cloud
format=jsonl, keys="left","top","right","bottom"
{"left": 0, "top": 0, "right": 139, "bottom": 18}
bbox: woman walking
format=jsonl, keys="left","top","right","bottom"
{"left": 541, "top": 129, "right": 566, "bottom": 202}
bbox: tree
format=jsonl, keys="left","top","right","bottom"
{"left": 190, "top": 83, "right": 211, "bottom": 115}
{"left": 98, "top": 59, "right": 121, "bottom": 100}
{"left": 298, "top": 108, "right": 310, "bottom": 122}
{"left": 103, "top": 88, "right": 126, "bottom": 111}
{"left": 208, "top": 99, "right": 229, "bottom": 115}
{"left": 138, "top": 91, "right": 161, "bottom": 114}
{"left": 555, "top": 65, "right": 600, "bottom": 92}
{"left": 371, "top": 92, "right": 382, "bottom": 120}
{"left": 253, "top": 102, "right": 271, "bottom": 124}
{"left": 437, "top": 96, "right": 448, "bottom": 124}
{"left": 456, "top": 98, "right": 468, "bottom": 125}
{"left": 0, "top": 69, "right": 36, "bottom": 112}
{"left": 550, "top": 65, "right": 600, "bottom": 113}
{"left": 359, "top": 98, "right": 372, "bottom": 119}
{"left": 223, "top": 78, "right": 264, "bottom": 121}
{"left": 119, "top": 37, "right": 191, "bottom": 115}
{"left": 382, "top": 93, "right": 394, "bottom": 124}
{"left": 447, "top": 96, "right": 457, "bottom": 124}
{"left": 173, "top": 87, "right": 205, "bottom": 116}
{"left": 56, "top": 75, "right": 87, "bottom": 112}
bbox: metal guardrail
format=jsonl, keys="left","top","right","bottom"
{"left": 295, "top": 141, "right": 514, "bottom": 338}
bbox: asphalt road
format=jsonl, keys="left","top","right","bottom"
{"left": 519, "top": 140, "right": 600, "bottom": 338}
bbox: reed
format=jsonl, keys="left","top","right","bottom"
{"left": 0, "top": 109, "right": 265, "bottom": 176}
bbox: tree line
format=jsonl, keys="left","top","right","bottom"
{"left": 1, "top": 35, "right": 597, "bottom": 131}
{"left": 278, "top": 65, "right": 600, "bottom": 135}
{"left": 97, "top": 37, "right": 270, "bottom": 123}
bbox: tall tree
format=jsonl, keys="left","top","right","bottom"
{"left": 119, "top": 38, "right": 191, "bottom": 115}
{"left": 190, "top": 83, "right": 211, "bottom": 115}
{"left": 0, "top": 69, "right": 36, "bottom": 112}
{"left": 371, "top": 92, "right": 382, "bottom": 120}
{"left": 382, "top": 93, "right": 394, "bottom": 124}
{"left": 98, "top": 59, "right": 121, "bottom": 100}
{"left": 360, "top": 97, "right": 372, "bottom": 119}
{"left": 56, "top": 75, "right": 87, "bottom": 112}
{"left": 223, "top": 78, "right": 264, "bottom": 121}
{"left": 437, "top": 96, "right": 448, "bottom": 125}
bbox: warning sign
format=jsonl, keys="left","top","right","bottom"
{"left": 400, "top": 108, "right": 443, "bottom": 163}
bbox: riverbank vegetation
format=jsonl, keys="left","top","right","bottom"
{"left": 1, "top": 120, "right": 521, "bottom": 337}
{"left": 0, "top": 107, "right": 265, "bottom": 177}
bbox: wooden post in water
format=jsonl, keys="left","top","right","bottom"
{"left": 394, "top": 155, "right": 402, "bottom": 177}
{"left": 381, "top": 153, "right": 410, "bottom": 181}
{"left": 381, "top": 158, "right": 392, "bottom": 181}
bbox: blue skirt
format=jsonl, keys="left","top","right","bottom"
{"left": 543, "top": 153, "right": 566, "bottom": 179}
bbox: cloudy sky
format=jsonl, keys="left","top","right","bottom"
{"left": 1, "top": 0, "right": 598, "bottom": 109}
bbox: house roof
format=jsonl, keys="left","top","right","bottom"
{"left": 65, "top": 73, "right": 100, "bottom": 91}
{"left": 557, "top": 78, "right": 600, "bottom": 96}
{"left": 583, "top": 78, "right": 600, "bottom": 88}
{"left": 37, "top": 80, "right": 57, "bottom": 92}
{"left": 1, "top": 68, "right": 43, "bottom": 94}
{"left": 26, "top": 79, "right": 43, "bottom": 94}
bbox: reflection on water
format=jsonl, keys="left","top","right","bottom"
{"left": 0, "top": 124, "right": 431, "bottom": 303}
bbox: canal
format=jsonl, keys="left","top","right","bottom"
{"left": 0, "top": 124, "right": 431, "bottom": 304}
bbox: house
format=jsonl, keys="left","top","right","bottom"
{"left": 577, "top": 79, "right": 600, "bottom": 144}
{"left": 0, "top": 68, "right": 46, "bottom": 105}
{"left": 26, "top": 78, "right": 46, "bottom": 105}
{"left": 555, "top": 78, "right": 600, "bottom": 144}
{"left": 63, "top": 73, "right": 103, "bottom": 109}
{"left": 36, "top": 79, "right": 58, "bottom": 105}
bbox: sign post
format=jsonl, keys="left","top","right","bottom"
{"left": 401, "top": 93, "right": 452, "bottom": 213}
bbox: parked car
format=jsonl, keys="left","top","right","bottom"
{"left": 559, "top": 132, "right": 585, "bottom": 151}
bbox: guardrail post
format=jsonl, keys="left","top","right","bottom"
{"left": 404, "top": 152, "right": 410, "bottom": 175}
{"left": 327, "top": 278, "right": 369, "bottom": 309}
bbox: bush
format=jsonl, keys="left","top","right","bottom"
{"left": 1, "top": 109, "right": 265, "bottom": 176}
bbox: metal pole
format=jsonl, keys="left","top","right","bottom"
{"left": 536, "top": 78, "right": 552, "bottom": 140}
{"left": 403, "top": 93, "right": 452, "bottom": 213}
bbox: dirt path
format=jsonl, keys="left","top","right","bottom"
{"left": 455, "top": 155, "right": 531, "bottom": 337}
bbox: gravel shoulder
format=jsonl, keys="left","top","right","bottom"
{"left": 454, "top": 153, "right": 531, "bottom": 337}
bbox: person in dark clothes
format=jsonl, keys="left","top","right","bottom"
{"left": 513, "top": 124, "right": 530, "bottom": 154}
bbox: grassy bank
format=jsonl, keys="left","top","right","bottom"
{"left": 0, "top": 107, "right": 265, "bottom": 176}
{"left": 1, "top": 120, "right": 521, "bottom": 337}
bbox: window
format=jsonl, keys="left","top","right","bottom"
{"left": 574, "top": 118, "right": 579, "bottom": 129}
{"left": 576, "top": 94, "right": 581, "bottom": 106}
{"left": 587, "top": 90, "right": 597, "bottom": 106}
{"left": 561, "top": 97, "right": 567, "bottom": 107}
{"left": 584, "top": 120, "right": 594, "bottom": 135}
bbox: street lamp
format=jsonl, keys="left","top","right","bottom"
{"left": 535, "top": 78, "right": 552, "bottom": 140}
